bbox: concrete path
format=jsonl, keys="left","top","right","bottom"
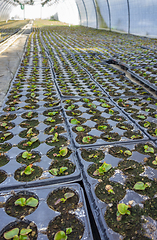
{"left": 0, "top": 23, "right": 32, "bottom": 107}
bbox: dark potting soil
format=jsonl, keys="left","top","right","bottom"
{"left": 14, "top": 165, "right": 43, "bottom": 182}
{"left": 118, "top": 160, "right": 144, "bottom": 176}
{"left": 87, "top": 163, "right": 115, "bottom": 181}
{"left": 47, "top": 213, "right": 84, "bottom": 240}
{"left": 49, "top": 159, "right": 75, "bottom": 176}
{"left": 124, "top": 176, "right": 157, "bottom": 198}
{"left": 16, "top": 151, "right": 41, "bottom": 165}
{"left": 75, "top": 134, "right": 97, "bottom": 145}
{"left": 105, "top": 203, "right": 144, "bottom": 237}
{"left": 5, "top": 191, "right": 39, "bottom": 218}
{"left": 0, "top": 154, "right": 9, "bottom": 167}
{"left": 81, "top": 149, "right": 105, "bottom": 163}
{"left": 47, "top": 147, "right": 72, "bottom": 160}
{"left": 143, "top": 197, "right": 157, "bottom": 221}
{"left": 19, "top": 120, "right": 39, "bottom": 129}
{"left": 44, "top": 126, "right": 65, "bottom": 135}
{"left": 0, "top": 220, "right": 38, "bottom": 240}
{"left": 109, "top": 146, "right": 132, "bottom": 159}
{"left": 101, "top": 132, "right": 121, "bottom": 142}
{"left": 45, "top": 135, "right": 68, "bottom": 147}
{"left": 95, "top": 180, "right": 126, "bottom": 204}
{"left": 47, "top": 187, "right": 79, "bottom": 212}
{"left": 0, "top": 170, "right": 7, "bottom": 183}
{"left": 19, "top": 128, "right": 39, "bottom": 139}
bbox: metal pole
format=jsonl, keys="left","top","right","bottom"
{"left": 92, "top": 0, "right": 98, "bottom": 29}
{"left": 81, "top": 0, "right": 88, "bottom": 27}
{"left": 106, "top": 0, "right": 111, "bottom": 31}
{"left": 75, "top": 1, "right": 81, "bottom": 25}
{"left": 126, "top": 0, "right": 130, "bottom": 34}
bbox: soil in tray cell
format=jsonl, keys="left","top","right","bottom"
{"left": 16, "top": 151, "right": 41, "bottom": 165}
{"left": 75, "top": 134, "right": 98, "bottom": 145}
{"left": 108, "top": 146, "right": 132, "bottom": 159}
{"left": 0, "top": 219, "right": 38, "bottom": 240}
{"left": 0, "top": 154, "right": 10, "bottom": 167}
{"left": 19, "top": 120, "right": 39, "bottom": 129}
{"left": 21, "top": 112, "right": 38, "bottom": 119}
{"left": 0, "top": 143, "right": 12, "bottom": 153}
{"left": 14, "top": 165, "right": 43, "bottom": 182}
{"left": 47, "top": 213, "right": 84, "bottom": 240}
{"left": 105, "top": 203, "right": 145, "bottom": 238}
{"left": 47, "top": 187, "right": 79, "bottom": 212}
{"left": 0, "top": 114, "right": 17, "bottom": 122}
{"left": 143, "top": 198, "right": 157, "bottom": 221}
{"left": 44, "top": 126, "right": 65, "bottom": 135}
{"left": 0, "top": 132, "right": 13, "bottom": 143}
{"left": 47, "top": 147, "right": 72, "bottom": 160}
{"left": 0, "top": 170, "right": 7, "bottom": 184}
{"left": 81, "top": 149, "right": 105, "bottom": 163}
{"left": 44, "top": 117, "right": 63, "bottom": 126}
{"left": 117, "top": 159, "right": 145, "bottom": 176}
{"left": 49, "top": 159, "right": 75, "bottom": 177}
{"left": 95, "top": 180, "right": 126, "bottom": 204}
{"left": 0, "top": 122, "right": 15, "bottom": 132}
{"left": 45, "top": 135, "right": 68, "bottom": 147}
{"left": 18, "top": 138, "right": 40, "bottom": 151}
{"left": 5, "top": 191, "right": 39, "bottom": 218}
{"left": 19, "top": 128, "right": 39, "bottom": 139}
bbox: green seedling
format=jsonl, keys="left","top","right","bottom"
{"left": 54, "top": 228, "right": 72, "bottom": 240}
{"left": 137, "top": 115, "right": 146, "bottom": 119}
{"left": 55, "top": 192, "right": 75, "bottom": 205}
{"left": 15, "top": 197, "right": 38, "bottom": 207}
{"left": 144, "top": 145, "right": 154, "bottom": 153}
{"left": 76, "top": 126, "right": 85, "bottom": 132}
{"left": 25, "top": 137, "right": 38, "bottom": 147}
{"left": 105, "top": 185, "right": 115, "bottom": 194}
{"left": 83, "top": 98, "right": 90, "bottom": 103}
{"left": 144, "top": 121, "right": 151, "bottom": 128}
{"left": 152, "top": 155, "right": 157, "bottom": 165}
{"left": 102, "top": 103, "right": 111, "bottom": 108}
{"left": 130, "top": 134, "right": 141, "bottom": 139}
{"left": 4, "top": 228, "right": 32, "bottom": 240}
{"left": 26, "top": 128, "right": 35, "bottom": 138}
{"left": 49, "top": 166, "right": 68, "bottom": 176}
{"left": 48, "top": 111, "right": 58, "bottom": 116}
{"left": 51, "top": 133, "right": 59, "bottom": 142}
{"left": 26, "top": 112, "right": 33, "bottom": 118}
{"left": 109, "top": 109, "right": 114, "bottom": 115}
{"left": 67, "top": 105, "right": 75, "bottom": 110}
{"left": 116, "top": 203, "right": 131, "bottom": 221}
{"left": 89, "top": 154, "right": 98, "bottom": 158}
{"left": 30, "top": 93, "right": 36, "bottom": 98}
{"left": 98, "top": 125, "right": 108, "bottom": 131}
{"left": 53, "top": 147, "right": 68, "bottom": 157}
{"left": 21, "top": 164, "right": 34, "bottom": 176}
{"left": 87, "top": 103, "right": 96, "bottom": 108}
{"left": 71, "top": 119, "right": 80, "bottom": 125}
{"left": 22, "top": 151, "right": 33, "bottom": 160}
{"left": 49, "top": 126, "right": 58, "bottom": 133}
{"left": 82, "top": 136, "right": 93, "bottom": 143}
{"left": 71, "top": 111, "right": 80, "bottom": 116}
{"left": 133, "top": 181, "right": 151, "bottom": 190}
{"left": 46, "top": 117, "right": 55, "bottom": 123}
{"left": 93, "top": 162, "right": 112, "bottom": 176}
{"left": 1, "top": 133, "right": 11, "bottom": 141}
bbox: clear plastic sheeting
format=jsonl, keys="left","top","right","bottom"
{"left": 95, "top": 0, "right": 109, "bottom": 29}
{"left": 83, "top": 0, "right": 97, "bottom": 28}
{"left": 108, "top": 0, "right": 128, "bottom": 33}
{"left": 57, "top": 0, "right": 79, "bottom": 25}
{"left": 76, "top": 0, "right": 88, "bottom": 26}
{"left": 129, "top": 0, "right": 157, "bottom": 37}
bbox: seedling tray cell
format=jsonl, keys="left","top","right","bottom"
{"left": 0, "top": 183, "right": 93, "bottom": 240}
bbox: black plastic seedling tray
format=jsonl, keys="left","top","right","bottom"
{"left": 0, "top": 183, "right": 93, "bottom": 240}
{"left": 62, "top": 97, "right": 148, "bottom": 148}
{"left": 128, "top": 69, "right": 157, "bottom": 93}
{"left": 113, "top": 96, "right": 157, "bottom": 141}
{"left": 77, "top": 141, "right": 157, "bottom": 240}
{"left": 0, "top": 109, "right": 81, "bottom": 190}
